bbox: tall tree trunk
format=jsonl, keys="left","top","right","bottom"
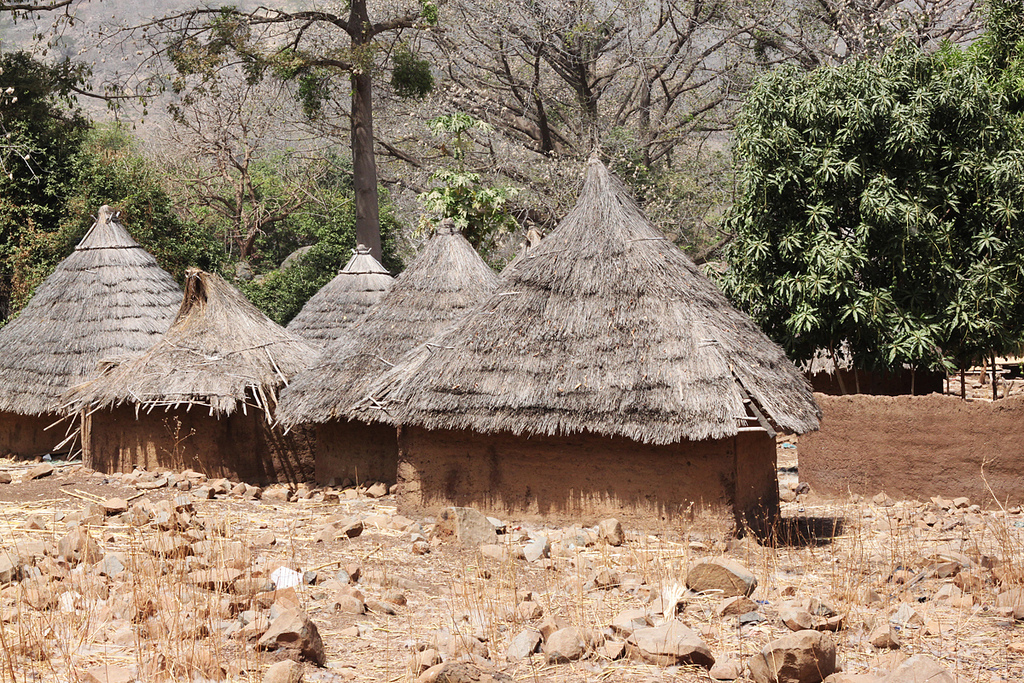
{"left": 350, "top": 0, "right": 382, "bottom": 260}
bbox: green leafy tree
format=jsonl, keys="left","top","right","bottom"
{"left": 720, "top": 41, "right": 1024, "bottom": 377}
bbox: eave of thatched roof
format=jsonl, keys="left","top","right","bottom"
{"left": 276, "top": 221, "right": 499, "bottom": 426}
{"left": 0, "top": 206, "right": 183, "bottom": 416}
{"left": 64, "top": 269, "right": 320, "bottom": 418}
{"left": 350, "top": 159, "right": 821, "bottom": 445}
{"left": 286, "top": 245, "right": 393, "bottom": 347}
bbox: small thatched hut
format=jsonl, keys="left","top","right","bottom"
{"left": 0, "top": 206, "right": 182, "bottom": 457}
{"left": 287, "top": 245, "right": 393, "bottom": 346}
{"left": 276, "top": 221, "right": 499, "bottom": 486}
{"left": 352, "top": 160, "right": 821, "bottom": 529}
{"left": 65, "top": 270, "right": 320, "bottom": 483}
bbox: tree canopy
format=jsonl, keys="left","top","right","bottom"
{"left": 719, "top": 40, "right": 1024, "bottom": 375}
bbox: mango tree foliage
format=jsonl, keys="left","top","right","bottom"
{"left": 719, "top": 42, "right": 1024, "bottom": 374}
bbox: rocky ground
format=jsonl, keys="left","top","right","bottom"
{"left": 0, "top": 456, "right": 1021, "bottom": 683}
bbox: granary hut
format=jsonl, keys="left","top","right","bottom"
{"left": 276, "top": 220, "right": 499, "bottom": 486}
{"left": 65, "top": 270, "right": 320, "bottom": 484}
{"left": 0, "top": 206, "right": 182, "bottom": 457}
{"left": 286, "top": 244, "right": 393, "bottom": 346}
{"left": 351, "top": 160, "right": 821, "bottom": 530}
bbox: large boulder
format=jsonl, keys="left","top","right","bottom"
{"left": 257, "top": 608, "right": 326, "bottom": 666}
{"left": 432, "top": 507, "right": 498, "bottom": 546}
{"left": 629, "top": 620, "right": 715, "bottom": 668}
{"left": 748, "top": 630, "right": 837, "bottom": 683}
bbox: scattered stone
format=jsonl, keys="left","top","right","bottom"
{"left": 82, "top": 664, "right": 135, "bottom": 683}
{"left": 412, "top": 540, "right": 431, "bottom": 555}
{"left": 257, "top": 609, "right": 326, "bottom": 667}
{"left": 411, "top": 649, "right": 440, "bottom": 673}
{"left": 709, "top": 658, "right": 744, "bottom": 681}
{"left": 190, "top": 568, "right": 244, "bottom": 592}
{"left": 598, "top": 518, "right": 624, "bottom": 546}
{"left": 96, "top": 554, "right": 125, "bottom": 578}
{"left": 889, "top": 604, "right": 923, "bottom": 628}
{"left": 0, "top": 473, "right": 11, "bottom": 484}
{"left": 433, "top": 507, "right": 498, "bottom": 546}
{"left": 869, "top": 624, "right": 900, "bottom": 650}
{"left": 589, "top": 567, "right": 620, "bottom": 589}
{"left": 611, "top": 608, "right": 652, "bottom": 636}
{"left": 780, "top": 607, "right": 816, "bottom": 632}
{"left": 339, "top": 519, "right": 364, "bottom": 539}
{"left": 523, "top": 536, "right": 550, "bottom": 562}
{"left": 516, "top": 600, "right": 543, "bottom": 621}
{"left": 881, "top": 654, "right": 955, "bottom": 683}
{"left": 544, "top": 627, "right": 587, "bottom": 663}
{"left": 0, "top": 551, "right": 19, "bottom": 584}
{"left": 263, "top": 659, "right": 303, "bottom": 683}
{"left": 856, "top": 587, "right": 882, "bottom": 605}
{"left": 255, "top": 530, "right": 277, "bottom": 546}
{"left": 629, "top": 620, "right": 715, "bottom": 668}
{"left": 416, "top": 662, "right": 513, "bottom": 683}
{"left": 102, "top": 498, "right": 129, "bottom": 515}
{"left": 718, "top": 596, "right": 759, "bottom": 617}
{"left": 145, "top": 533, "right": 191, "bottom": 559}
{"left": 748, "top": 630, "right": 837, "bottom": 683}
{"left": 686, "top": 559, "right": 758, "bottom": 597}
{"left": 58, "top": 527, "right": 102, "bottom": 565}
{"left": 364, "top": 482, "right": 388, "bottom": 498}
{"left": 603, "top": 639, "right": 627, "bottom": 660}
{"left": 506, "top": 628, "right": 541, "bottom": 660}
{"left": 25, "top": 463, "right": 54, "bottom": 480}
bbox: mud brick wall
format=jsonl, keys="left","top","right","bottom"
{"left": 315, "top": 419, "right": 398, "bottom": 486}
{"left": 800, "top": 393, "right": 1024, "bottom": 507}
{"left": 0, "top": 412, "right": 65, "bottom": 458}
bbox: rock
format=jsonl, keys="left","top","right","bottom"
{"left": 823, "top": 676, "right": 883, "bottom": 683}
{"left": 589, "top": 567, "right": 620, "bottom": 589}
{"left": 516, "top": 600, "right": 543, "bottom": 620}
{"left": 507, "top": 628, "right": 542, "bottom": 660}
{"left": 0, "top": 472, "right": 11, "bottom": 484}
{"left": 544, "top": 627, "right": 587, "bottom": 663}
{"left": 780, "top": 608, "right": 816, "bottom": 632}
{"left": 412, "top": 540, "right": 431, "bottom": 555}
{"left": 189, "top": 568, "right": 244, "bottom": 592}
{"left": 687, "top": 559, "right": 758, "bottom": 598}
{"left": 856, "top": 587, "right": 882, "bottom": 605}
{"left": 82, "top": 664, "right": 135, "bottom": 683}
{"left": 598, "top": 518, "right": 624, "bottom": 546}
{"left": 0, "top": 551, "right": 19, "bottom": 584}
{"left": 629, "top": 620, "right": 715, "bottom": 668}
{"left": 364, "top": 482, "right": 388, "bottom": 498}
{"left": 263, "top": 659, "right": 303, "bottom": 683}
{"left": 25, "top": 463, "right": 54, "bottom": 480}
{"left": 780, "top": 485, "right": 798, "bottom": 503}
{"left": 58, "top": 527, "right": 102, "bottom": 564}
{"left": 610, "top": 608, "right": 652, "bottom": 636}
{"left": 603, "top": 639, "right": 627, "bottom": 660}
{"left": 869, "top": 624, "right": 900, "bottom": 649}
{"left": 416, "top": 662, "right": 513, "bottom": 683}
{"left": 96, "top": 554, "right": 125, "bottom": 578}
{"left": 433, "top": 507, "right": 498, "bottom": 546}
{"left": 717, "top": 596, "right": 758, "bottom": 617}
{"left": 523, "top": 536, "right": 550, "bottom": 562}
{"left": 748, "top": 630, "right": 837, "bottom": 683}
{"left": 145, "top": 533, "right": 191, "bottom": 559}
{"left": 881, "top": 654, "right": 955, "bottom": 683}
{"left": 888, "top": 604, "right": 923, "bottom": 628}
{"left": 411, "top": 649, "right": 440, "bottom": 673}
{"left": 102, "top": 498, "right": 129, "bottom": 515}
{"left": 339, "top": 519, "right": 364, "bottom": 539}
{"left": 255, "top": 530, "right": 277, "bottom": 546}
{"left": 257, "top": 609, "right": 326, "bottom": 666}
{"left": 709, "top": 658, "right": 744, "bottom": 680}
{"left": 332, "top": 592, "right": 365, "bottom": 614}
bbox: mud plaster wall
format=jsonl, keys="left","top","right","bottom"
{"left": 315, "top": 420, "right": 398, "bottom": 485}
{"left": 800, "top": 393, "right": 1024, "bottom": 506}
{"left": 809, "top": 369, "right": 944, "bottom": 396}
{"left": 396, "top": 427, "right": 778, "bottom": 528}
{"left": 0, "top": 412, "right": 65, "bottom": 457}
{"left": 83, "top": 406, "right": 315, "bottom": 484}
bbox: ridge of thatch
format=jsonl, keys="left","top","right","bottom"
{"left": 0, "top": 206, "right": 183, "bottom": 416}
{"left": 276, "top": 221, "right": 499, "bottom": 426}
{"left": 286, "top": 245, "right": 393, "bottom": 346}
{"left": 349, "top": 160, "right": 821, "bottom": 444}
{"left": 64, "top": 269, "right": 320, "bottom": 418}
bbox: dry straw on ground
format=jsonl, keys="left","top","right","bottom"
{"left": 0, "top": 206, "right": 182, "bottom": 416}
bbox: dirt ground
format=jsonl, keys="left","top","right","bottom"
{"left": 0, "top": 454, "right": 1021, "bottom": 683}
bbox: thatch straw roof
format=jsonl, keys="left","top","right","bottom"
{"left": 350, "top": 159, "right": 821, "bottom": 444}
{"left": 276, "top": 221, "right": 499, "bottom": 426}
{"left": 64, "top": 269, "right": 320, "bottom": 418}
{"left": 0, "top": 206, "right": 183, "bottom": 417}
{"left": 286, "top": 245, "right": 393, "bottom": 346}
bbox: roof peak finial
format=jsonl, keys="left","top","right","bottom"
{"left": 438, "top": 217, "right": 458, "bottom": 235}
{"left": 98, "top": 205, "right": 114, "bottom": 224}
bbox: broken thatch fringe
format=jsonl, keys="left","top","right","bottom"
{"left": 287, "top": 244, "right": 394, "bottom": 346}
{"left": 63, "top": 269, "right": 319, "bottom": 420}
{"left": 276, "top": 220, "right": 498, "bottom": 426}
{"left": 0, "top": 205, "right": 183, "bottom": 416}
{"left": 347, "top": 159, "right": 820, "bottom": 445}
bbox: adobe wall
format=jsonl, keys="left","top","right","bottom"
{"left": 315, "top": 420, "right": 398, "bottom": 486}
{"left": 0, "top": 412, "right": 68, "bottom": 458}
{"left": 396, "top": 426, "right": 778, "bottom": 529}
{"left": 808, "top": 368, "right": 944, "bottom": 396}
{"left": 83, "top": 406, "right": 315, "bottom": 484}
{"left": 800, "top": 393, "right": 1024, "bottom": 507}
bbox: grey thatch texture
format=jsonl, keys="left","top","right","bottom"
{"left": 287, "top": 245, "right": 393, "bottom": 346}
{"left": 0, "top": 206, "right": 183, "bottom": 416}
{"left": 65, "top": 269, "right": 319, "bottom": 417}
{"left": 351, "top": 159, "right": 821, "bottom": 444}
{"left": 276, "top": 222, "right": 499, "bottom": 426}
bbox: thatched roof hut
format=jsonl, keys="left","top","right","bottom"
{"left": 357, "top": 160, "right": 820, "bottom": 442}
{"left": 277, "top": 221, "right": 499, "bottom": 427}
{"left": 343, "top": 160, "right": 819, "bottom": 527}
{"left": 64, "top": 269, "right": 321, "bottom": 483}
{"left": 66, "top": 269, "right": 319, "bottom": 416}
{"left": 0, "top": 206, "right": 182, "bottom": 456}
{"left": 286, "top": 245, "right": 393, "bottom": 346}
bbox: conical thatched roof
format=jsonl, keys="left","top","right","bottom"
{"left": 64, "top": 269, "right": 320, "bottom": 418}
{"left": 0, "top": 206, "right": 183, "bottom": 417}
{"left": 286, "top": 245, "right": 393, "bottom": 346}
{"left": 276, "top": 221, "right": 499, "bottom": 426}
{"left": 351, "top": 159, "right": 821, "bottom": 444}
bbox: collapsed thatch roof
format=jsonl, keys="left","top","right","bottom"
{"left": 64, "top": 269, "right": 319, "bottom": 418}
{"left": 286, "top": 245, "right": 393, "bottom": 346}
{"left": 0, "top": 206, "right": 183, "bottom": 417}
{"left": 351, "top": 159, "right": 821, "bottom": 444}
{"left": 276, "top": 221, "right": 499, "bottom": 426}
